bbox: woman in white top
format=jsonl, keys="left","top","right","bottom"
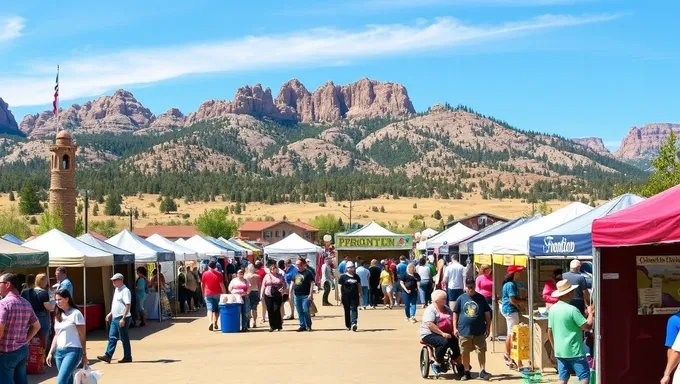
{"left": 47, "top": 288, "right": 87, "bottom": 384}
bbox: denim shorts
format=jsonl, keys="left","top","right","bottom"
{"left": 447, "top": 288, "right": 464, "bottom": 303}
{"left": 205, "top": 294, "right": 221, "bottom": 312}
{"left": 557, "top": 356, "right": 590, "bottom": 381}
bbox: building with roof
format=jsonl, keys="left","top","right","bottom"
{"left": 133, "top": 225, "right": 203, "bottom": 241}
{"left": 444, "top": 213, "right": 508, "bottom": 231}
{"left": 238, "top": 220, "right": 318, "bottom": 245}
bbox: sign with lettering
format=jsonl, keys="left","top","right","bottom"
{"left": 529, "top": 233, "right": 591, "bottom": 257}
{"left": 335, "top": 235, "right": 413, "bottom": 250}
{"left": 636, "top": 256, "right": 680, "bottom": 315}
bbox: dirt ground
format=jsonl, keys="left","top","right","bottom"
{"left": 30, "top": 300, "right": 560, "bottom": 384}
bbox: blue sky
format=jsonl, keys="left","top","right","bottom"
{"left": 0, "top": 0, "right": 678, "bottom": 149}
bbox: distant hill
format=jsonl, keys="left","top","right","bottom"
{"left": 0, "top": 79, "right": 649, "bottom": 205}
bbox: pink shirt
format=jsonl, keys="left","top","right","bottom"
{"left": 0, "top": 291, "right": 38, "bottom": 353}
{"left": 228, "top": 278, "right": 249, "bottom": 296}
{"left": 542, "top": 280, "right": 559, "bottom": 305}
{"left": 476, "top": 274, "right": 493, "bottom": 299}
{"left": 262, "top": 273, "right": 287, "bottom": 297}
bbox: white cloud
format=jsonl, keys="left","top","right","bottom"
{"left": 2, "top": 13, "right": 621, "bottom": 107}
{"left": 0, "top": 16, "right": 25, "bottom": 42}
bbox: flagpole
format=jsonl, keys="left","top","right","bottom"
{"left": 54, "top": 65, "right": 60, "bottom": 135}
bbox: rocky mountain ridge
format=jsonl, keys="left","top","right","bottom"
{"left": 571, "top": 137, "right": 610, "bottom": 156}
{"left": 613, "top": 123, "right": 680, "bottom": 160}
{"left": 0, "top": 97, "right": 22, "bottom": 136}
{"left": 16, "top": 78, "right": 415, "bottom": 138}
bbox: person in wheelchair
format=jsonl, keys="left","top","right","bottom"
{"left": 420, "top": 289, "right": 464, "bottom": 377}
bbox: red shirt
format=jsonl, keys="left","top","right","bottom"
{"left": 255, "top": 267, "right": 267, "bottom": 289}
{"left": 202, "top": 270, "right": 224, "bottom": 296}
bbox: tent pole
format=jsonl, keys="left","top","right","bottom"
{"left": 158, "top": 263, "right": 162, "bottom": 323}
{"left": 528, "top": 257, "right": 535, "bottom": 369}
{"left": 83, "top": 267, "right": 87, "bottom": 325}
{"left": 594, "top": 248, "right": 601, "bottom": 384}
{"left": 492, "top": 262, "right": 496, "bottom": 353}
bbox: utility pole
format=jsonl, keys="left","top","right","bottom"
{"left": 125, "top": 204, "right": 136, "bottom": 231}
{"left": 84, "top": 191, "right": 89, "bottom": 233}
{"left": 349, "top": 189, "right": 353, "bottom": 228}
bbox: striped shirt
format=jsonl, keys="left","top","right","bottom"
{"left": 0, "top": 291, "right": 38, "bottom": 353}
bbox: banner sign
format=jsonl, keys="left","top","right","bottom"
{"left": 335, "top": 235, "right": 412, "bottom": 250}
{"left": 0, "top": 252, "right": 49, "bottom": 269}
{"left": 636, "top": 256, "right": 680, "bottom": 315}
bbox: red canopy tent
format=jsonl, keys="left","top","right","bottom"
{"left": 592, "top": 184, "right": 680, "bottom": 384}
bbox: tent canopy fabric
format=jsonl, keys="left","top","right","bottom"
{"left": 530, "top": 194, "right": 646, "bottom": 257}
{"left": 77, "top": 233, "right": 135, "bottom": 265}
{"left": 264, "top": 233, "right": 323, "bottom": 255}
{"left": 421, "top": 228, "right": 439, "bottom": 238}
{"left": 474, "top": 202, "right": 593, "bottom": 256}
{"left": 220, "top": 238, "right": 253, "bottom": 255}
{"left": 459, "top": 216, "right": 537, "bottom": 255}
{"left": 344, "top": 221, "right": 398, "bottom": 237}
{"left": 2, "top": 234, "right": 24, "bottom": 245}
{"left": 146, "top": 234, "right": 199, "bottom": 261}
{"left": 233, "top": 239, "right": 262, "bottom": 253}
{"left": 0, "top": 238, "right": 49, "bottom": 269}
{"left": 24, "top": 229, "right": 114, "bottom": 268}
{"left": 207, "top": 237, "right": 245, "bottom": 257}
{"left": 593, "top": 184, "right": 680, "bottom": 247}
{"left": 183, "top": 235, "right": 233, "bottom": 258}
{"left": 424, "top": 223, "right": 478, "bottom": 249}
{"left": 107, "top": 230, "right": 175, "bottom": 263}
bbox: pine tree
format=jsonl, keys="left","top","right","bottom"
{"left": 19, "top": 183, "right": 43, "bottom": 215}
{"left": 8, "top": 191, "right": 15, "bottom": 201}
{"left": 104, "top": 194, "right": 122, "bottom": 216}
{"left": 433, "top": 210, "right": 442, "bottom": 220}
{"left": 644, "top": 131, "right": 680, "bottom": 196}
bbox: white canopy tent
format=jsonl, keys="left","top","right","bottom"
{"left": 146, "top": 234, "right": 199, "bottom": 261}
{"left": 344, "top": 221, "right": 398, "bottom": 237}
{"left": 421, "top": 228, "right": 439, "bottom": 238}
{"left": 107, "top": 230, "right": 175, "bottom": 263}
{"left": 473, "top": 202, "right": 593, "bottom": 256}
{"left": 183, "top": 235, "right": 234, "bottom": 258}
{"left": 422, "top": 223, "right": 478, "bottom": 250}
{"left": 264, "top": 233, "right": 323, "bottom": 271}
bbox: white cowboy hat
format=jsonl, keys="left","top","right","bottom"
{"left": 551, "top": 279, "right": 579, "bottom": 298}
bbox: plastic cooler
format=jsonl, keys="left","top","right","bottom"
{"left": 219, "top": 303, "right": 241, "bottom": 333}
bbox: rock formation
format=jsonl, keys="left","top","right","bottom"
{"left": 0, "top": 97, "right": 22, "bottom": 136}
{"left": 146, "top": 108, "right": 186, "bottom": 131}
{"left": 572, "top": 137, "right": 611, "bottom": 156}
{"left": 614, "top": 123, "right": 680, "bottom": 160}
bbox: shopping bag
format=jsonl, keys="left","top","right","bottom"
{"left": 74, "top": 365, "right": 103, "bottom": 384}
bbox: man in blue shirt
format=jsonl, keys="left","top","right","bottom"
{"left": 284, "top": 259, "right": 298, "bottom": 320}
{"left": 666, "top": 312, "right": 680, "bottom": 357}
{"left": 396, "top": 256, "right": 409, "bottom": 306}
{"left": 55, "top": 266, "right": 73, "bottom": 297}
{"left": 338, "top": 257, "right": 349, "bottom": 275}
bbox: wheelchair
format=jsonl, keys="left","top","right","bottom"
{"left": 419, "top": 340, "right": 455, "bottom": 379}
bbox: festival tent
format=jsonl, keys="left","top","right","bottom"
{"left": 146, "top": 234, "right": 198, "bottom": 261}
{"left": 183, "top": 235, "right": 233, "bottom": 258}
{"left": 590, "top": 184, "right": 680, "bottom": 384}
{"left": 344, "top": 221, "right": 397, "bottom": 237}
{"left": 107, "top": 230, "right": 175, "bottom": 263}
{"left": 530, "top": 194, "right": 645, "bottom": 258}
{"left": 207, "top": 237, "right": 245, "bottom": 257}
{"left": 459, "top": 216, "right": 538, "bottom": 256}
{"left": 473, "top": 202, "right": 593, "bottom": 264}
{"left": 2, "top": 233, "right": 24, "bottom": 245}
{"left": 424, "top": 223, "right": 478, "bottom": 249}
{"left": 175, "top": 238, "right": 186, "bottom": 246}
{"left": 77, "top": 233, "right": 135, "bottom": 265}
{"left": 24, "top": 229, "right": 114, "bottom": 268}
{"left": 233, "top": 238, "right": 263, "bottom": 254}
{"left": 0, "top": 237, "right": 48, "bottom": 269}
{"left": 421, "top": 228, "right": 439, "bottom": 238}
{"left": 220, "top": 238, "right": 253, "bottom": 255}
{"left": 264, "top": 233, "right": 323, "bottom": 270}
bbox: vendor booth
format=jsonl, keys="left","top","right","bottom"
{"left": 526, "top": 194, "right": 645, "bottom": 370}
{"left": 220, "top": 237, "right": 255, "bottom": 262}
{"left": 592, "top": 185, "right": 680, "bottom": 384}
{"left": 424, "top": 223, "right": 478, "bottom": 261}
{"left": 2, "top": 233, "right": 24, "bottom": 245}
{"left": 183, "top": 235, "right": 233, "bottom": 258}
{"left": 147, "top": 234, "right": 199, "bottom": 262}
{"left": 335, "top": 221, "right": 413, "bottom": 262}
{"left": 459, "top": 216, "right": 536, "bottom": 259}
{"left": 421, "top": 228, "right": 439, "bottom": 238}
{"left": 24, "top": 229, "right": 114, "bottom": 331}
{"left": 473, "top": 202, "right": 593, "bottom": 340}
{"left": 107, "top": 230, "right": 175, "bottom": 321}
{"left": 264, "top": 233, "right": 323, "bottom": 271}
{"left": 0, "top": 237, "right": 49, "bottom": 279}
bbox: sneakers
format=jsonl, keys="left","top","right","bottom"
{"left": 352, "top": 324, "right": 358, "bottom": 332}
{"left": 460, "top": 371, "right": 472, "bottom": 381}
{"left": 431, "top": 364, "right": 441, "bottom": 377}
{"left": 479, "top": 370, "right": 492, "bottom": 381}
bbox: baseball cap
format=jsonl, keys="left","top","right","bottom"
{"left": 465, "top": 278, "right": 475, "bottom": 287}
{"left": 110, "top": 273, "right": 124, "bottom": 281}
{"left": 507, "top": 265, "right": 525, "bottom": 274}
{"left": 346, "top": 261, "right": 355, "bottom": 269}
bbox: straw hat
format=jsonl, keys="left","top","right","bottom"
{"left": 551, "top": 279, "right": 579, "bottom": 298}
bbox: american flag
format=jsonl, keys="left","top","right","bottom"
{"left": 52, "top": 65, "right": 59, "bottom": 117}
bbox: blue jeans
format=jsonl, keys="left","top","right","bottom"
{"left": 361, "top": 286, "right": 369, "bottom": 307}
{"left": 342, "top": 296, "right": 359, "bottom": 328}
{"left": 557, "top": 356, "right": 590, "bottom": 381}
{"left": 105, "top": 316, "right": 132, "bottom": 360}
{"left": 240, "top": 295, "right": 250, "bottom": 330}
{"left": 55, "top": 347, "right": 83, "bottom": 384}
{"left": 0, "top": 345, "right": 28, "bottom": 384}
{"left": 404, "top": 290, "right": 418, "bottom": 319}
{"left": 419, "top": 280, "right": 432, "bottom": 305}
{"left": 294, "top": 295, "right": 312, "bottom": 330}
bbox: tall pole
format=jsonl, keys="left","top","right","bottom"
{"left": 349, "top": 189, "right": 353, "bottom": 228}
{"left": 84, "top": 191, "right": 89, "bottom": 233}
{"left": 129, "top": 209, "right": 133, "bottom": 231}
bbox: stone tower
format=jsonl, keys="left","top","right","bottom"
{"left": 49, "top": 130, "right": 77, "bottom": 235}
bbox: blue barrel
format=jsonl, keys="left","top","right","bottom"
{"left": 219, "top": 303, "right": 241, "bottom": 333}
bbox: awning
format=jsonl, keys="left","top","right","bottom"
{"left": 0, "top": 238, "right": 49, "bottom": 269}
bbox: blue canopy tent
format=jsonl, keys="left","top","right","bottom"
{"left": 2, "top": 234, "right": 24, "bottom": 245}
{"left": 460, "top": 215, "right": 540, "bottom": 257}
{"left": 206, "top": 237, "right": 245, "bottom": 257}
{"left": 525, "top": 193, "right": 645, "bottom": 369}
{"left": 78, "top": 233, "right": 135, "bottom": 265}
{"left": 220, "top": 238, "right": 252, "bottom": 255}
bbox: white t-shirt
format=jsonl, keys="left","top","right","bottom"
{"left": 54, "top": 308, "right": 85, "bottom": 349}
{"left": 443, "top": 262, "right": 465, "bottom": 290}
{"left": 672, "top": 333, "right": 680, "bottom": 384}
{"left": 416, "top": 265, "right": 431, "bottom": 282}
{"left": 111, "top": 285, "right": 132, "bottom": 318}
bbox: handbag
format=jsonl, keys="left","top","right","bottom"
{"left": 74, "top": 365, "right": 103, "bottom": 384}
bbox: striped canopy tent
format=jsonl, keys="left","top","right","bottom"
{"left": 206, "top": 237, "right": 245, "bottom": 257}
{"left": 219, "top": 237, "right": 253, "bottom": 255}
{"left": 232, "top": 238, "right": 263, "bottom": 254}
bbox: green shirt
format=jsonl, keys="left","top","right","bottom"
{"left": 548, "top": 300, "right": 587, "bottom": 358}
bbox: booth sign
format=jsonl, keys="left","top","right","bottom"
{"left": 335, "top": 235, "right": 412, "bottom": 250}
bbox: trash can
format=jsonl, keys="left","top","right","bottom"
{"left": 219, "top": 303, "right": 241, "bottom": 333}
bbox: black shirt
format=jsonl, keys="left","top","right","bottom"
{"left": 293, "top": 268, "right": 315, "bottom": 296}
{"left": 453, "top": 292, "right": 491, "bottom": 337}
{"left": 369, "top": 266, "right": 381, "bottom": 288}
{"left": 339, "top": 273, "right": 361, "bottom": 299}
{"left": 401, "top": 273, "right": 421, "bottom": 292}
{"left": 21, "top": 288, "right": 49, "bottom": 316}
